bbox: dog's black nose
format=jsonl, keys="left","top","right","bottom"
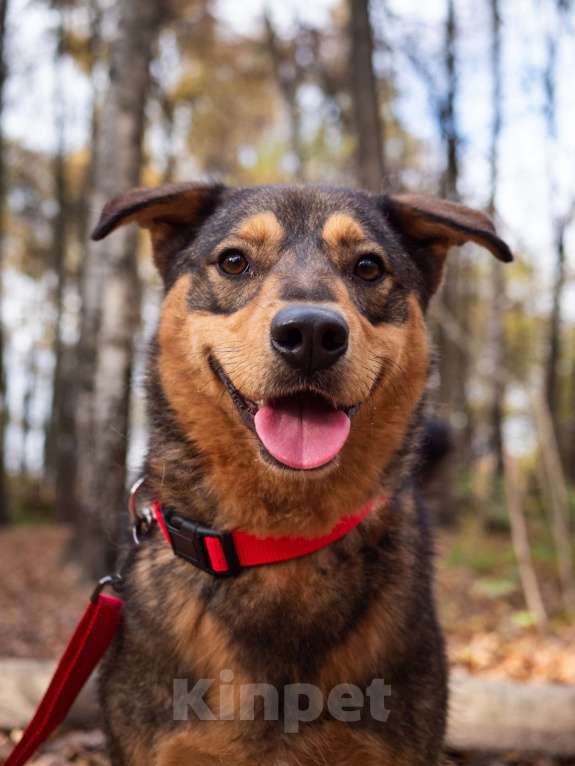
{"left": 270, "top": 305, "right": 349, "bottom": 373}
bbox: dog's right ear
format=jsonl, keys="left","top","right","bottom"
{"left": 379, "top": 193, "right": 512, "bottom": 299}
{"left": 91, "top": 182, "right": 226, "bottom": 278}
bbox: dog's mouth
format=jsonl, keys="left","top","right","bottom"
{"left": 209, "top": 356, "right": 356, "bottom": 471}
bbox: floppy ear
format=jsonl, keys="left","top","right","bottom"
{"left": 91, "top": 182, "right": 226, "bottom": 278}
{"left": 380, "top": 193, "right": 513, "bottom": 297}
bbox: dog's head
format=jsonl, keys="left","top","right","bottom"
{"left": 93, "top": 184, "right": 511, "bottom": 525}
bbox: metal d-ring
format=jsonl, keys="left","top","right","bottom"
{"left": 90, "top": 573, "right": 124, "bottom": 603}
{"left": 128, "top": 476, "right": 155, "bottom": 545}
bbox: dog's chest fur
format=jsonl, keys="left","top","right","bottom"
{"left": 99, "top": 487, "right": 447, "bottom": 765}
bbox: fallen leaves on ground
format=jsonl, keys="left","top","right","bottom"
{"left": 0, "top": 526, "right": 90, "bottom": 658}
{"left": 0, "top": 729, "right": 108, "bottom": 765}
{"left": 1, "top": 524, "right": 574, "bottom": 766}
{"left": 436, "top": 532, "right": 575, "bottom": 685}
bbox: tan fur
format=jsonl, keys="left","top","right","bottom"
{"left": 286, "top": 724, "right": 411, "bottom": 766}
{"left": 211, "top": 211, "right": 286, "bottom": 271}
{"left": 388, "top": 194, "right": 511, "bottom": 264}
{"left": 155, "top": 721, "right": 405, "bottom": 766}
{"left": 157, "top": 274, "right": 428, "bottom": 537}
{"left": 93, "top": 183, "right": 218, "bottom": 243}
{"left": 234, "top": 211, "right": 284, "bottom": 248}
{"left": 322, "top": 212, "right": 368, "bottom": 248}
{"left": 320, "top": 213, "right": 391, "bottom": 275}
{"left": 318, "top": 496, "right": 419, "bottom": 690}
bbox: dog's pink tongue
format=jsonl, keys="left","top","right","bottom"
{"left": 254, "top": 397, "right": 351, "bottom": 470}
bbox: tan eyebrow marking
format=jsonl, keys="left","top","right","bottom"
{"left": 322, "top": 213, "right": 368, "bottom": 248}
{"left": 234, "top": 211, "right": 284, "bottom": 247}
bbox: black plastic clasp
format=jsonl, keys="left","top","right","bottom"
{"left": 163, "top": 510, "right": 241, "bottom": 577}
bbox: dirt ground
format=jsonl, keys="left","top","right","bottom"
{"left": 1, "top": 524, "right": 574, "bottom": 765}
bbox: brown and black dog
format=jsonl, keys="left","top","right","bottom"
{"left": 91, "top": 183, "right": 512, "bottom": 766}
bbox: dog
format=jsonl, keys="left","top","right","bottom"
{"left": 91, "top": 183, "right": 512, "bottom": 765}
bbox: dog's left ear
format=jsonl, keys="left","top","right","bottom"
{"left": 91, "top": 182, "right": 226, "bottom": 278}
{"left": 380, "top": 193, "right": 513, "bottom": 297}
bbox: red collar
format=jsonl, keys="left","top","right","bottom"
{"left": 153, "top": 497, "right": 384, "bottom": 577}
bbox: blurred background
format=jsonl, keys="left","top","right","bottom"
{"left": 0, "top": 0, "right": 574, "bottom": 763}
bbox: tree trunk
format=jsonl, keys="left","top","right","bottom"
{"left": 439, "top": 0, "right": 458, "bottom": 202}
{"left": 5, "top": 663, "right": 575, "bottom": 756}
{"left": 348, "top": 0, "right": 385, "bottom": 191}
{"left": 531, "top": 388, "right": 575, "bottom": 613}
{"left": 76, "top": 0, "right": 102, "bottom": 250}
{"left": 55, "top": 0, "right": 102, "bottom": 532}
{"left": 19, "top": 346, "right": 39, "bottom": 479}
{"left": 486, "top": 0, "right": 506, "bottom": 477}
{"left": 44, "top": 12, "right": 77, "bottom": 522}
{"left": 502, "top": 451, "right": 548, "bottom": 625}
{"left": 446, "top": 671, "right": 575, "bottom": 755}
{"left": 570, "top": 333, "right": 575, "bottom": 482}
{"left": 264, "top": 14, "right": 306, "bottom": 182}
{"left": 542, "top": 16, "right": 566, "bottom": 441}
{"left": 546, "top": 221, "right": 566, "bottom": 428}
{"left": 435, "top": 0, "right": 471, "bottom": 480}
{"left": 73, "top": 0, "right": 163, "bottom": 577}
{"left": 0, "top": 0, "right": 10, "bottom": 526}
{"left": 159, "top": 93, "right": 177, "bottom": 184}
{"left": 436, "top": 0, "right": 460, "bottom": 414}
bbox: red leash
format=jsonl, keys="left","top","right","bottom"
{"left": 3, "top": 493, "right": 382, "bottom": 765}
{"left": 2, "top": 581, "right": 122, "bottom": 766}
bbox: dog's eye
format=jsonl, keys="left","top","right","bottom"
{"left": 218, "top": 249, "right": 249, "bottom": 276}
{"left": 353, "top": 255, "right": 384, "bottom": 282}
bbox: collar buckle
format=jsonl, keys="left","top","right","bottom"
{"left": 163, "top": 510, "right": 242, "bottom": 577}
